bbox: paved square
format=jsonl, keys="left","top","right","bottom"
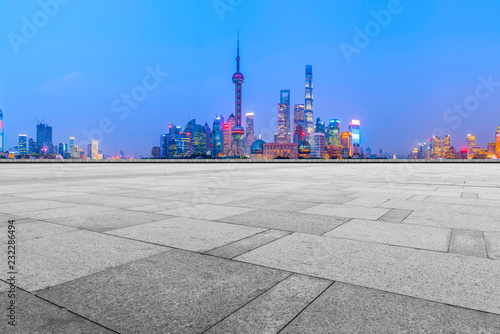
{"left": 0, "top": 163, "right": 499, "bottom": 333}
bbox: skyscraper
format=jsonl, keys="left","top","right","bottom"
{"left": 277, "top": 90, "right": 290, "bottom": 143}
{"left": 328, "top": 119, "right": 341, "bottom": 146}
{"left": 205, "top": 122, "right": 211, "bottom": 154}
{"left": 349, "top": 120, "right": 361, "bottom": 158}
{"left": 431, "top": 136, "right": 442, "bottom": 159}
{"left": 304, "top": 65, "right": 314, "bottom": 137}
{"left": 36, "top": 122, "right": 53, "bottom": 154}
{"left": 229, "top": 33, "right": 245, "bottom": 157}
{"left": 309, "top": 132, "right": 325, "bottom": 158}
{"left": 223, "top": 114, "right": 236, "bottom": 156}
{"left": 496, "top": 126, "right": 500, "bottom": 157}
{"left": 315, "top": 118, "right": 325, "bottom": 133}
{"left": 0, "top": 109, "right": 3, "bottom": 152}
{"left": 293, "top": 104, "right": 305, "bottom": 136}
{"left": 91, "top": 140, "right": 99, "bottom": 159}
{"left": 443, "top": 135, "right": 451, "bottom": 158}
{"left": 341, "top": 132, "right": 353, "bottom": 158}
{"left": 212, "top": 116, "right": 223, "bottom": 158}
{"left": 466, "top": 134, "right": 477, "bottom": 159}
{"left": 69, "top": 137, "right": 75, "bottom": 152}
{"left": 19, "top": 134, "right": 28, "bottom": 155}
{"left": 245, "top": 112, "right": 255, "bottom": 153}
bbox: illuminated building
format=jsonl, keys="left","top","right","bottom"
{"left": 293, "top": 104, "right": 305, "bottom": 135}
{"left": 205, "top": 122, "right": 211, "bottom": 154}
{"left": 29, "top": 137, "right": 35, "bottom": 155}
{"left": 326, "top": 145, "right": 343, "bottom": 159}
{"left": 298, "top": 141, "right": 311, "bottom": 158}
{"left": 212, "top": 116, "right": 223, "bottom": 158}
{"left": 36, "top": 122, "right": 53, "bottom": 154}
{"left": 309, "top": 133, "right": 325, "bottom": 158}
{"left": 294, "top": 125, "right": 306, "bottom": 144}
{"left": 365, "top": 147, "right": 372, "bottom": 158}
{"left": 264, "top": 143, "right": 299, "bottom": 159}
{"left": 0, "top": 109, "right": 3, "bottom": 152}
{"left": 18, "top": 134, "right": 27, "bottom": 155}
{"left": 58, "top": 142, "right": 67, "bottom": 156}
{"left": 411, "top": 148, "right": 418, "bottom": 159}
{"left": 223, "top": 114, "right": 235, "bottom": 156}
{"left": 349, "top": 120, "right": 360, "bottom": 158}
{"left": 467, "top": 134, "right": 476, "bottom": 148}
{"left": 443, "top": 135, "right": 451, "bottom": 157}
{"left": 304, "top": 65, "right": 314, "bottom": 137}
{"left": 151, "top": 146, "right": 160, "bottom": 159}
{"left": 228, "top": 34, "right": 245, "bottom": 157}
{"left": 431, "top": 136, "right": 442, "bottom": 159}
{"left": 315, "top": 118, "right": 325, "bottom": 133}
{"left": 245, "top": 112, "right": 255, "bottom": 153}
{"left": 69, "top": 137, "right": 75, "bottom": 152}
{"left": 86, "top": 144, "right": 91, "bottom": 158}
{"left": 91, "top": 140, "right": 99, "bottom": 159}
{"left": 340, "top": 132, "right": 352, "bottom": 158}
{"left": 496, "top": 126, "right": 500, "bottom": 157}
{"left": 277, "top": 90, "right": 291, "bottom": 143}
{"left": 447, "top": 146, "right": 456, "bottom": 159}
{"left": 192, "top": 123, "right": 207, "bottom": 156}
{"left": 460, "top": 148, "right": 468, "bottom": 159}
{"left": 250, "top": 139, "right": 265, "bottom": 159}
{"left": 328, "top": 119, "right": 341, "bottom": 146}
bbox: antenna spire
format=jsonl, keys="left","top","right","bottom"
{"left": 236, "top": 29, "right": 240, "bottom": 72}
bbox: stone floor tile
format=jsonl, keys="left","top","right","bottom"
{"left": 228, "top": 197, "right": 321, "bottom": 212}
{"left": 345, "top": 197, "right": 389, "bottom": 207}
{"left": 484, "top": 232, "right": 500, "bottom": 259}
{"left": 449, "top": 229, "right": 488, "bottom": 258}
{"left": 51, "top": 193, "right": 163, "bottom": 209}
{"left": 0, "top": 221, "right": 76, "bottom": 245}
{"left": 301, "top": 204, "right": 390, "bottom": 220}
{"left": 0, "top": 200, "right": 76, "bottom": 214}
{"left": 128, "top": 200, "right": 194, "bottom": 212}
{"left": 378, "top": 208, "right": 413, "bottom": 223}
{"left": 157, "top": 203, "right": 253, "bottom": 220}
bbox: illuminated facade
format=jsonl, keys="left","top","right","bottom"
{"left": 212, "top": 116, "right": 223, "bottom": 158}
{"left": 496, "top": 126, "right": 500, "bottom": 157}
{"left": 293, "top": 125, "right": 306, "bottom": 144}
{"left": 431, "top": 136, "right": 442, "bottom": 159}
{"left": 277, "top": 104, "right": 287, "bottom": 143}
{"left": 18, "top": 134, "right": 27, "bottom": 155}
{"left": 277, "top": 90, "right": 291, "bottom": 143}
{"left": 192, "top": 123, "right": 207, "bottom": 156}
{"left": 487, "top": 143, "right": 496, "bottom": 158}
{"left": 326, "top": 145, "right": 343, "bottom": 159}
{"left": 245, "top": 112, "right": 255, "bottom": 153}
{"left": 340, "top": 132, "right": 352, "bottom": 158}
{"left": 309, "top": 132, "right": 325, "bottom": 158}
{"left": 263, "top": 143, "right": 299, "bottom": 159}
{"left": 151, "top": 146, "right": 160, "bottom": 159}
{"left": 293, "top": 104, "right": 305, "bottom": 136}
{"left": 91, "top": 140, "right": 99, "bottom": 159}
{"left": 349, "top": 120, "right": 360, "bottom": 158}
{"left": 229, "top": 34, "right": 245, "bottom": 157}
{"left": 304, "top": 65, "right": 314, "bottom": 137}
{"left": 443, "top": 135, "right": 451, "bottom": 157}
{"left": 315, "top": 118, "right": 325, "bottom": 133}
{"left": 223, "top": 114, "right": 235, "bottom": 156}
{"left": 0, "top": 109, "right": 3, "bottom": 152}
{"left": 467, "top": 134, "right": 477, "bottom": 159}
{"left": 328, "top": 119, "right": 341, "bottom": 146}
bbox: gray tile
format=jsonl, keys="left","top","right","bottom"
{"left": 347, "top": 191, "right": 413, "bottom": 200}
{"left": 378, "top": 209, "right": 413, "bottom": 223}
{"left": 220, "top": 209, "right": 350, "bottom": 235}
{"left": 38, "top": 250, "right": 290, "bottom": 334}
{"left": 13, "top": 191, "right": 88, "bottom": 199}
{"left": 206, "top": 229, "right": 292, "bottom": 258}
{"left": 449, "top": 229, "right": 488, "bottom": 258}
{"left": 272, "top": 192, "right": 353, "bottom": 205}
{"left": 0, "top": 221, "right": 76, "bottom": 245}
{"left": 107, "top": 217, "right": 265, "bottom": 252}
{"left": 228, "top": 198, "right": 320, "bottom": 212}
{"left": 16, "top": 204, "right": 117, "bottom": 220}
{"left": 236, "top": 233, "right": 500, "bottom": 314}
{"left": 301, "top": 204, "right": 390, "bottom": 220}
{"left": 52, "top": 193, "right": 162, "bottom": 208}
{"left": 1, "top": 230, "right": 169, "bottom": 292}
{"left": 0, "top": 290, "right": 114, "bottom": 333}
{"left": 407, "top": 194, "right": 428, "bottom": 201}
{"left": 404, "top": 211, "right": 500, "bottom": 232}
{"left": 158, "top": 203, "right": 253, "bottom": 220}
{"left": 0, "top": 200, "right": 76, "bottom": 214}
{"left": 485, "top": 232, "right": 500, "bottom": 259}
{"left": 280, "top": 282, "right": 500, "bottom": 334}
{"left": 462, "top": 192, "right": 479, "bottom": 199}
{"left": 206, "top": 274, "right": 332, "bottom": 334}
{"left": 0, "top": 195, "right": 32, "bottom": 204}
{"left": 128, "top": 200, "right": 194, "bottom": 212}
{"left": 48, "top": 209, "right": 174, "bottom": 232}
{"left": 0, "top": 281, "right": 9, "bottom": 293}
{"left": 345, "top": 197, "right": 389, "bottom": 207}
{"left": 325, "top": 219, "right": 451, "bottom": 252}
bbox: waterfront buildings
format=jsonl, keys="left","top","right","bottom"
{"left": 309, "top": 132, "right": 325, "bottom": 158}
{"left": 315, "top": 118, "right": 325, "bottom": 133}
{"left": 223, "top": 114, "right": 235, "bottom": 156}
{"left": 431, "top": 136, "right": 442, "bottom": 159}
{"left": 245, "top": 112, "right": 255, "bottom": 153}
{"left": 496, "top": 126, "right": 500, "bottom": 157}
{"left": 151, "top": 146, "right": 160, "bottom": 159}
{"left": 212, "top": 116, "right": 223, "bottom": 158}
{"left": 340, "top": 132, "right": 352, "bottom": 158}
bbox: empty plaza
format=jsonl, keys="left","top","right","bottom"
{"left": 1, "top": 162, "right": 499, "bottom": 333}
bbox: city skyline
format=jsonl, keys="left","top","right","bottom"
{"left": 2, "top": 1, "right": 500, "bottom": 156}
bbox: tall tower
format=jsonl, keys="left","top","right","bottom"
{"left": 496, "top": 126, "right": 500, "bottom": 157}
{"left": 229, "top": 32, "right": 245, "bottom": 157}
{"left": 293, "top": 104, "right": 305, "bottom": 136}
{"left": 245, "top": 112, "right": 255, "bottom": 153}
{"left": 349, "top": 120, "right": 360, "bottom": 158}
{"left": 305, "top": 65, "right": 314, "bottom": 138}
{"left": 0, "top": 109, "right": 3, "bottom": 152}
{"left": 277, "top": 90, "right": 290, "bottom": 143}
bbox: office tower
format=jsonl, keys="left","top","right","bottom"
{"left": 487, "top": 143, "right": 496, "bottom": 158}
{"left": 192, "top": 123, "right": 207, "bottom": 156}
{"left": 467, "top": 134, "right": 476, "bottom": 148}
{"left": 19, "top": 134, "right": 28, "bottom": 155}
{"left": 365, "top": 147, "right": 372, "bottom": 158}
{"left": 294, "top": 125, "right": 306, "bottom": 144}
{"left": 245, "top": 112, "right": 255, "bottom": 153}
{"left": 315, "top": 118, "right": 325, "bottom": 133}
{"left": 349, "top": 120, "right": 360, "bottom": 158}
{"left": 277, "top": 90, "right": 290, "bottom": 143}
{"left": 223, "top": 114, "right": 236, "bottom": 156}
{"left": 443, "top": 135, "right": 451, "bottom": 157}
{"left": 328, "top": 119, "right": 341, "bottom": 146}
{"left": 87, "top": 143, "right": 92, "bottom": 159}
{"left": 431, "top": 136, "right": 442, "bottom": 159}
{"left": 161, "top": 134, "right": 169, "bottom": 158}
{"left": 0, "top": 109, "right": 3, "bottom": 152}
{"left": 91, "top": 140, "right": 98, "bottom": 159}
{"left": 309, "top": 132, "right": 325, "bottom": 158}
{"left": 341, "top": 132, "right": 353, "bottom": 158}
{"left": 70, "top": 137, "right": 75, "bottom": 151}
{"left": 151, "top": 147, "right": 160, "bottom": 159}
{"left": 29, "top": 137, "right": 34, "bottom": 154}
{"left": 305, "top": 65, "right": 314, "bottom": 137}
{"left": 205, "top": 122, "right": 211, "bottom": 154}
{"left": 466, "top": 134, "right": 478, "bottom": 159}
{"left": 448, "top": 146, "right": 456, "bottom": 159}
{"left": 36, "top": 122, "right": 53, "bottom": 154}
{"left": 58, "top": 143, "right": 67, "bottom": 156}
{"left": 229, "top": 33, "right": 245, "bottom": 157}
{"left": 293, "top": 104, "right": 305, "bottom": 135}
{"left": 496, "top": 126, "right": 500, "bottom": 157}
{"left": 212, "top": 116, "right": 223, "bottom": 158}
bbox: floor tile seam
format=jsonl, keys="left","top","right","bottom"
{"left": 227, "top": 231, "right": 294, "bottom": 259}
{"left": 319, "top": 218, "right": 354, "bottom": 236}
{"left": 202, "top": 229, "right": 278, "bottom": 254}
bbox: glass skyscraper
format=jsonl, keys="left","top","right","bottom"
{"left": 349, "top": 120, "right": 361, "bottom": 158}
{"left": 328, "top": 119, "right": 341, "bottom": 146}
{"left": 0, "top": 109, "right": 3, "bottom": 152}
{"left": 305, "top": 65, "right": 314, "bottom": 137}
{"left": 277, "top": 90, "right": 291, "bottom": 143}
{"left": 19, "top": 134, "right": 28, "bottom": 155}
{"left": 293, "top": 104, "right": 305, "bottom": 136}
{"left": 212, "top": 116, "right": 223, "bottom": 158}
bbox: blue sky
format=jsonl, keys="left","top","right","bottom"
{"left": 1, "top": 0, "right": 500, "bottom": 156}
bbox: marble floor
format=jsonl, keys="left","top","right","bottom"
{"left": 0, "top": 163, "right": 499, "bottom": 333}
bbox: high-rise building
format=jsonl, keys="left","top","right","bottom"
{"left": 487, "top": 143, "right": 496, "bottom": 158}
{"left": 315, "top": 118, "right": 325, "bottom": 133}
{"left": 466, "top": 134, "right": 477, "bottom": 159}
{"left": 192, "top": 123, "right": 207, "bottom": 156}
{"left": 277, "top": 90, "right": 291, "bottom": 143}
{"left": 293, "top": 104, "right": 305, "bottom": 135}
{"left": 328, "top": 119, "right": 341, "bottom": 146}
{"left": 18, "top": 134, "right": 28, "bottom": 155}
{"left": 229, "top": 34, "right": 245, "bottom": 157}
{"left": 245, "top": 112, "right": 255, "bottom": 153}
{"left": 205, "top": 122, "right": 211, "bottom": 154}
{"left": 0, "top": 109, "right": 3, "bottom": 152}
{"left": 496, "top": 126, "right": 500, "bottom": 157}
{"left": 431, "top": 136, "right": 442, "bottom": 159}
{"left": 91, "top": 140, "right": 99, "bottom": 159}
{"left": 212, "top": 116, "right": 223, "bottom": 158}
{"left": 29, "top": 137, "right": 34, "bottom": 154}
{"left": 293, "top": 125, "right": 306, "bottom": 144}
{"left": 151, "top": 147, "right": 160, "bottom": 159}
{"left": 69, "top": 137, "right": 75, "bottom": 152}
{"left": 58, "top": 142, "right": 68, "bottom": 156}
{"left": 36, "top": 122, "right": 53, "bottom": 154}
{"left": 309, "top": 132, "right": 325, "bottom": 158}
{"left": 87, "top": 144, "right": 92, "bottom": 158}
{"left": 223, "top": 114, "right": 236, "bottom": 156}
{"left": 341, "top": 132, "right": 353, "bottom": 158}
{"left": 304, "top": 65, "right": 314, "bottom": 137}
{"left": 443, "top": 135, "right": 451, "bottom": 157}
{"left": 467, "top": 134, "right": 476, "bottom": 148}
{"left": 349, "top": 120, "right": 360, "bottom": 158}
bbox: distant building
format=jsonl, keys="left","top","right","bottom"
{"left": 443, "top": 135, "right": 451, "bottom": 157}
{"left": 69, "top": 137, "right": 75, "bottom": 152}
{"left": 151, "top": 146, "right": 160, "bottom": 159}
{"left": 223, "top": 114, "right": 235, "bottom": 156}
{"left": 431, "top": 136, "right": 442, "bottom": 159}
{"left": 315, "top": 118, "right": 325, "bottom": 133}
{"left": 18, "top": 134, "right": 28, "bottom": 155}
{"left": 277, "top": 90, "right": 291, "bottom": 143}
{"left": 264, "top": 143, "right": 299, "bottom": 159}
{"left": 29, "top": 137, "right": 35, "bottom": 154}
{"left": 496, "top": 126, "right": 500, "bottom": 157}
{"left": 349, "top": 120, "right": 360, "bottom": 158}
{"left": 0, "top": 109, "right": 3, "bottom": 152}
{"left": 304, "top": 65, "right": 314, "bottom": 137}
{"left": 309, "top": 132, "right": 325, "bottom": 158}
{"left": 328, "top": 119, "right": 341, "bottom": 147}
{"left": 341, "top": 132, "right": 352, "bottom": 158}
{"left": 91, "top": 140, "right": 99, "bottom": 159}
{"left": 293, "top": 104, "right": 305, "bottom": 136}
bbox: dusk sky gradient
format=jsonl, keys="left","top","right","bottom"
{"left": 2, "top": 0, "right": 500, "bottom": 156}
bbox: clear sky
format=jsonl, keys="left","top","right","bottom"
{"left": 1, "top": 0, "right": 500, "bottom": 157}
